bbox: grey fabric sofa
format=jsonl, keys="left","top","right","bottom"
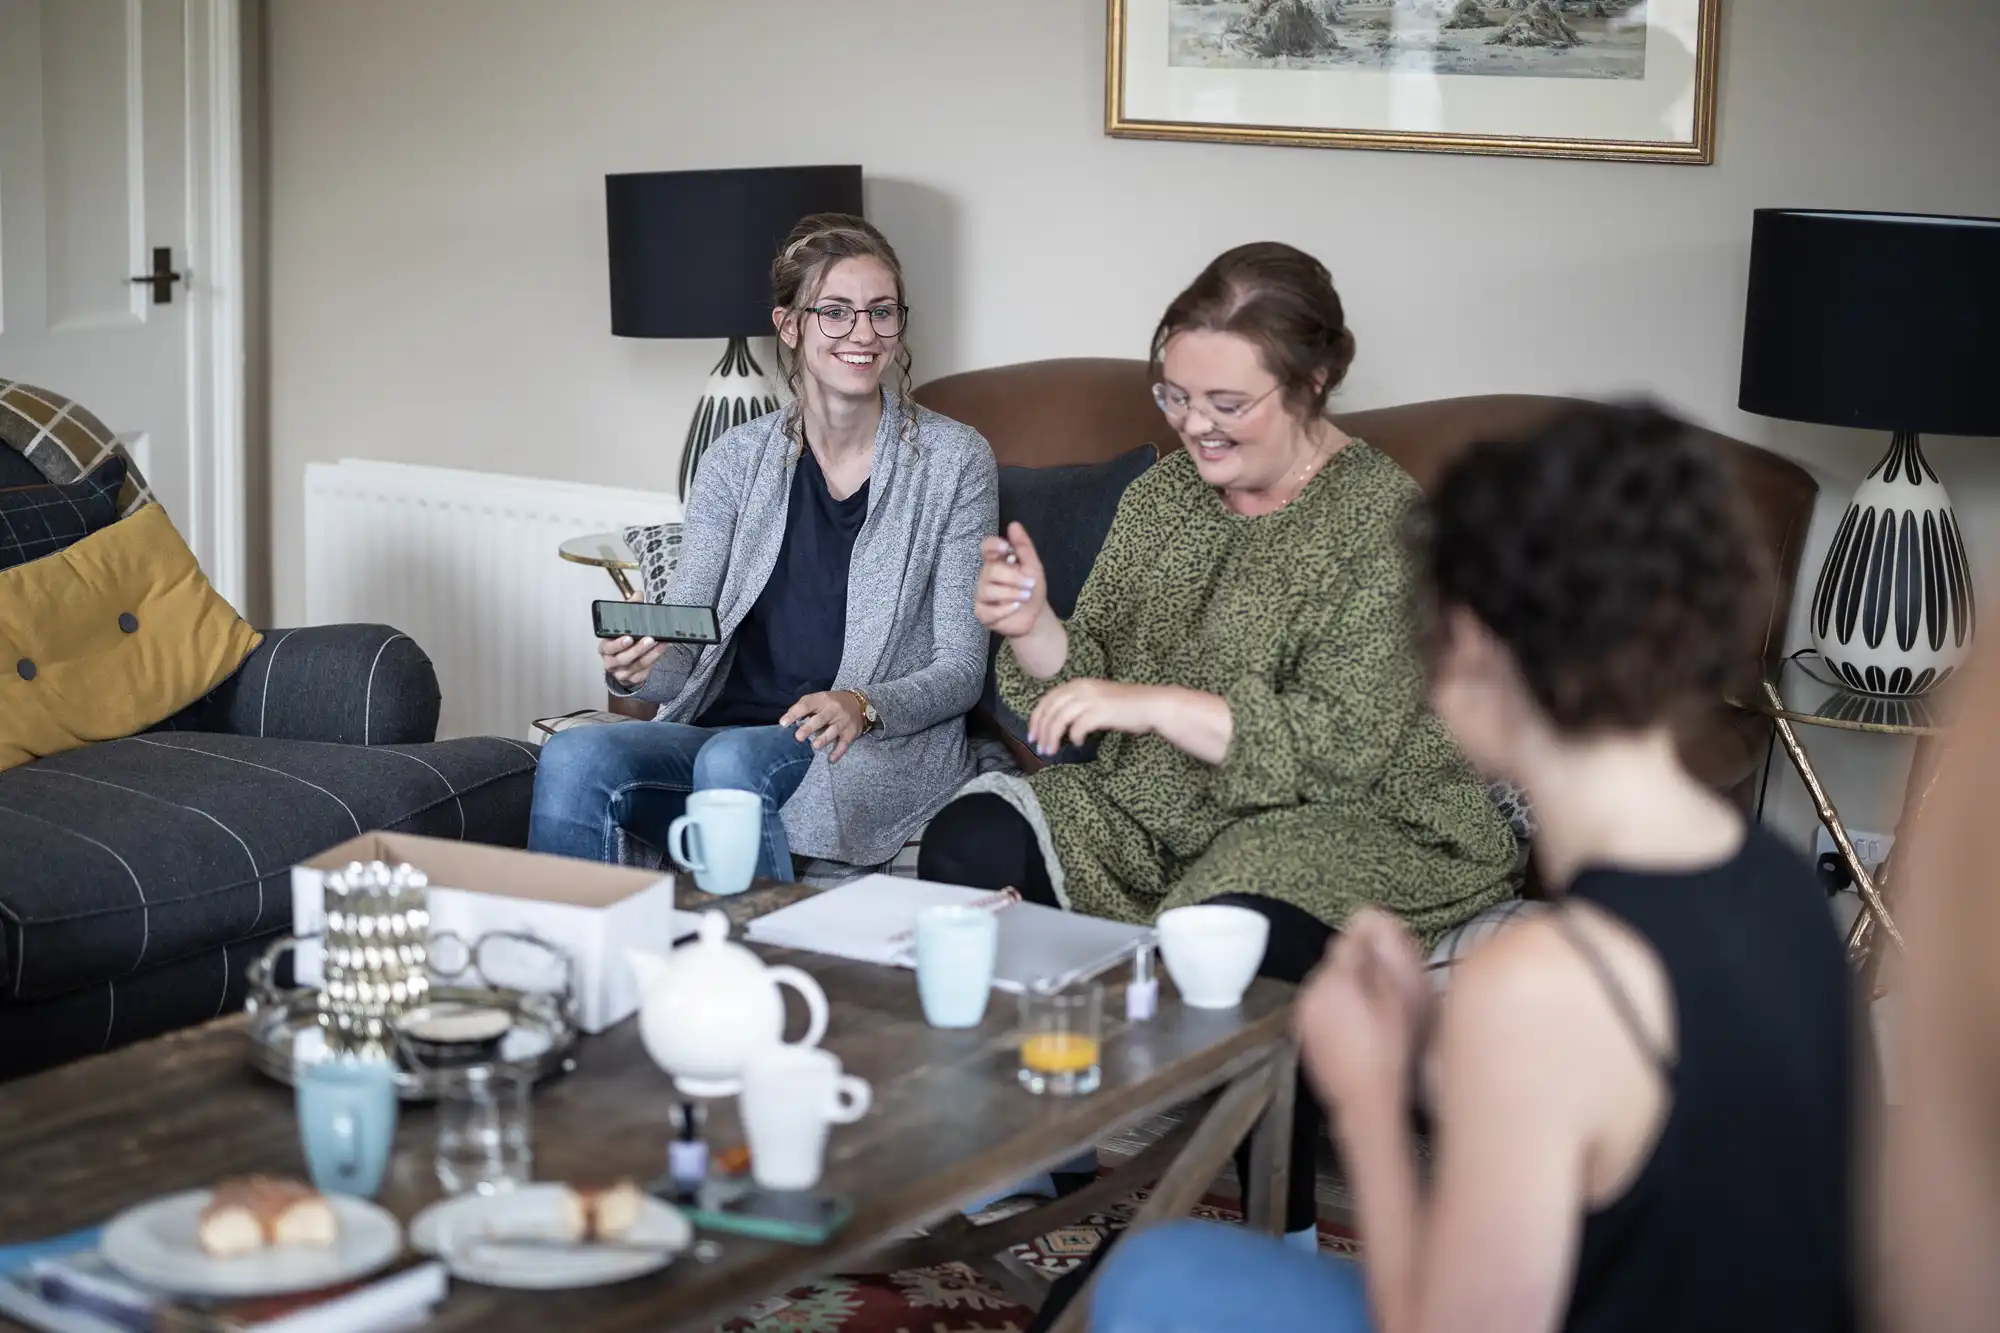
{"left": 0, "top": 623, "right": 539, "bottom": 1080}
{"left": 0, "top": 379, "right": 538, "bottom": 1079}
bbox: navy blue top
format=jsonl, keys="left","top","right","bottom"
{"left": 696, "top": 443, "right": 869, "bottom": 728}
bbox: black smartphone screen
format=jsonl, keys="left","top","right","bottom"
{"left": 592, "top": 600, "right": 719, "bottom": 644}
{"left": 725, "top": 1189, "right": 851, "bottom": 1229}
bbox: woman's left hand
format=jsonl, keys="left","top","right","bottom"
{"left": 1026, "top": 679, "right": 1169, "bottom": 756}
{"left": 1296, "top": 908, "right": 1431, "bottom": 1121}
{"left": 782, "top": 691, "right": 867, "bottom": 763}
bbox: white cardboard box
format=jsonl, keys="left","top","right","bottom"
{"left": 291, "top": 832, "right": 697, "bottom": 1033}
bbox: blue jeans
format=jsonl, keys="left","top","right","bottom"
{"left": 527, "top": 722, "right": 814, "bottom": 881}
{"left": 1091, "top": 1221, "right": 1371, "bottom": 1333}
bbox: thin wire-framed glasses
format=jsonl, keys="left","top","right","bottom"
{"left": 1151, "top": 381, "right": 1279, "bottom": 425}
{"left": 804, "top": 303, "right": 909, "bottom": 339}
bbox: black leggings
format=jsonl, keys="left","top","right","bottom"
{"left": 918, "top": 793, "right": 1334, "bottom": 1234}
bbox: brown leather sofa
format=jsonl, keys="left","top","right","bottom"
{"left": 912, "top": 357, "right": 1819, "bottom": 806}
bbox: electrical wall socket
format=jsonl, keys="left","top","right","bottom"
{"left": 1814, "top": 828, "right": 1895, "bottom": 884}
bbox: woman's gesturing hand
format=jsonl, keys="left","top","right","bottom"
{"left": 1295, "top": 909, "right": 1432, "bottom": 1120}
{"left": 976, "top": 522, "right": 1050, "bottom": 639}
{"left": 1026, "top": 679, "right": 1172, "bottom": 757}
{"left": 783, "top": 690, "right": 868, "bottom": 763}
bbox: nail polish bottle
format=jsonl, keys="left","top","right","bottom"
{"left": 668, "top": 1100, "right": 708, "bottom": 1204}
{"left": 1126, "top": 940, "right": 1159, "bottom": 1022}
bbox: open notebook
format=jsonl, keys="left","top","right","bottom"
{"left": 745, "top": 875, "right": 1154, "bottom": 994}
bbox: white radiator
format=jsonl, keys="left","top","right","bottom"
{"left": 304, "top": 460, "right": 682, "bottom": 741}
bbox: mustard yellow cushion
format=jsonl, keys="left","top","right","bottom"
{"left": 0, "top": 503, "right": 261, "bottom": 771}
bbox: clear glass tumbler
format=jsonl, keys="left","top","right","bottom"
{"left": 434, "top": 1065, "right": 533, "bottom": 1196}
{"left": 1017, "top": 985, "right": 1103, "bottom": 1097}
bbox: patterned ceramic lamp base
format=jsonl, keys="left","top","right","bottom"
{"left": 1810, "top": 431, "right": 1976, "bottom": 697}
{"left": 679, "top": 338, "right": 781, "bottom": 500}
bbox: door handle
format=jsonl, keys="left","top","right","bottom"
{"left": 129, "top": 247, "right": 187, "bottom": 305}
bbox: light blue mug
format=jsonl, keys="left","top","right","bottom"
{"left": 296, "top": 1057, "right": 399, "bottom": 1198}
{"left": 669, "top": 788, "right": 765, "bottom": 896}
{"left": 915, "top": 905, "right": 999, "bottom": 1028}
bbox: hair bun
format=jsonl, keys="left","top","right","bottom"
{"left": 1152, "top": 242, "right": 1356, "bottom": 419}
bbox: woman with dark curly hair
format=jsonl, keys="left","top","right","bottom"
{"left": 1092, "top": 404, "right": 1860, "bottom": 1333}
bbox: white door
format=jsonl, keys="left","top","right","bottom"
{"left": 0, "top": 0, "right": 193, "bottom": 549}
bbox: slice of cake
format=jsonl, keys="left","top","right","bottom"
{"left": 556, "top": 1179, "right": 646, "bottom": 1242}
{"left": 198, "top": 1177, "right": 340, "bottom": 1256}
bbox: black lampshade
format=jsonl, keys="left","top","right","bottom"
{"left": 606, "top": 165, "right": 865, "bottom": 341}
{"left": 1739, "top": 209, "right": 2000, "bottom": 437}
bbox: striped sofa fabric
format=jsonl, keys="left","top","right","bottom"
{"left": 0, "top": 625, "right": 540, "bottom": 1079}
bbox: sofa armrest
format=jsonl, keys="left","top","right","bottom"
{"left": 158, "top": 624, "right": 441, "bottom": 746}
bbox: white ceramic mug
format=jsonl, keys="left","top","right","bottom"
{"left": 738, "top": 1046, "right": 872, "bottom": 1191}
{"left": 668, "top": 788, "right": 764, "bottom": 896}
{"left": 914, "top": 905, "right": 999, "bottom": 1029}
{"left": 1157, "top": 904, "right": 1270, "bottom": 1010}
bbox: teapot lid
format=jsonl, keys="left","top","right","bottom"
{"left": 668, "top": 908, "right": 767, "bottom": 986}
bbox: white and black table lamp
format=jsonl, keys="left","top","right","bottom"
{"left": 1739, "top": 208, "right": 2000, "bottom": 697}
{"left": 606, "top": 165, "right": 865, "bottom": 499}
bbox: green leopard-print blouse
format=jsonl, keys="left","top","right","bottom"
{"left": 998, "top": 441, "right": 1517, "bottom": 947}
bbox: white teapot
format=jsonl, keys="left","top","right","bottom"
{"left": 624, "top": 910, "right": 829, "bottom": 1097}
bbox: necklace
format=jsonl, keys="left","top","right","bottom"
{"left": 1221, "top": 428, "right": 1343, "bottom": 516}
{"left": 1267, "top": 436, "right": 1333, "bottom": 512}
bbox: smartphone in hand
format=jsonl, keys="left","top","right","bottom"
{"left": 591, "top": 600, "right": 719, "bottom": 645}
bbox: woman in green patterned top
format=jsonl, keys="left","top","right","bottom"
{"left": 919, "top": 242, "right": 1517, "bottom": 1244}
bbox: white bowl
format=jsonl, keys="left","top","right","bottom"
{"left": 1157, "top": 904, "right": 1270, "bottom": 1010}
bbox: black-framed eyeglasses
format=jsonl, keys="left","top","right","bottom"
{"left": 804, "top": 302, "right": 909, "bottom": 339}
{"left": 1151, "top": 381, "right": 1279, "bottom": 425}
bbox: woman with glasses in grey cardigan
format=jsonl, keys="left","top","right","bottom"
{"left": 529, "top": 214, "right": 997, "bottom": 880}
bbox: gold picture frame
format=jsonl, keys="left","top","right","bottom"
{"left": 1107, "top": 0, "right": 1721, "bottom": 165}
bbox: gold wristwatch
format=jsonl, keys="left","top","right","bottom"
{"left": 847, "top": 688, "right": 879, "bottom": 734}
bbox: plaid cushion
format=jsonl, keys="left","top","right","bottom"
{"left": 0, "top": 379, "right": 155, "bottom": 518}
{"left": 0, "top": 454, "right": 126, "bottom": 571}
{"left": 623, "top": 522, "right": 684, "bottom": 601}
{"left": 1427, "top": 898, "right": 1546, "bottom": 984}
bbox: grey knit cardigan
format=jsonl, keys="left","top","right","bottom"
{"left": 613, "top": 391, "right": 998, "bottom": 865}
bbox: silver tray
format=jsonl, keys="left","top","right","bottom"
{"left": 244, "top": 930, "right": 582, "bottom": 1102}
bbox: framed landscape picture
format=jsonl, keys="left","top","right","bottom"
{"left": 1107, "top": 0, "right": 1721, "bottom": 164}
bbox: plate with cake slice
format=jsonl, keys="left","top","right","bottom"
{"left": 411, "top": 1180, "right": 691, "bottom": 1288}
{"left": 101, "top": 1176, "right": 403, "bottom": 1297}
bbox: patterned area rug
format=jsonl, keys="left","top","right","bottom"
{"left": 712, "top": 1188, "right": 1359, "bottom": 1333}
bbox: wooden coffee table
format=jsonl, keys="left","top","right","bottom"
{"left": 0, "top": 885, "right": 1297, "bottom": 1333}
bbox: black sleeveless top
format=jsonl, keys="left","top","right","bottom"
{"left": 1558, "top": 827, "right": 1858, "bottom": 1333}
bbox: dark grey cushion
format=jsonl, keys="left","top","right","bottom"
{"left": 997, "top": 444, "right": 1157, "bottom": 622}
{"left": 0, "top": 731, "right": 537, "bottom": 1003}
{"left": 0, "top": 454, "right": 125, "bottom": 571}
{"left": 159, "top": 624, "right": 442, "bottom": 746}
{"left": 0, "top": 442, "right": 49, "bottom": 488}
{"left": 981, "top": 444, "right": 1157, "bottom": 761}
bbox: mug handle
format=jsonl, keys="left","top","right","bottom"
{"left": 828, "top": 1073, "right": 871, "bottom": 1124}
{"left": 767, "top": 965, "right": 829, "bottom": 1050}
{"left": 668, "top": 815, "right": 706, "bottom": 873}
{"left": 331, "top": 1108, "right": 361, "bottom": 1183}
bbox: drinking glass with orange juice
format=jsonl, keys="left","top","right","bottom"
{"left": 1017, "top": 985, "right": 1103, "bottom": 1097}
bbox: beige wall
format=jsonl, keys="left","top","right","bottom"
{"left": 267, "top": 0, "right": 2000, "bottom": 841}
